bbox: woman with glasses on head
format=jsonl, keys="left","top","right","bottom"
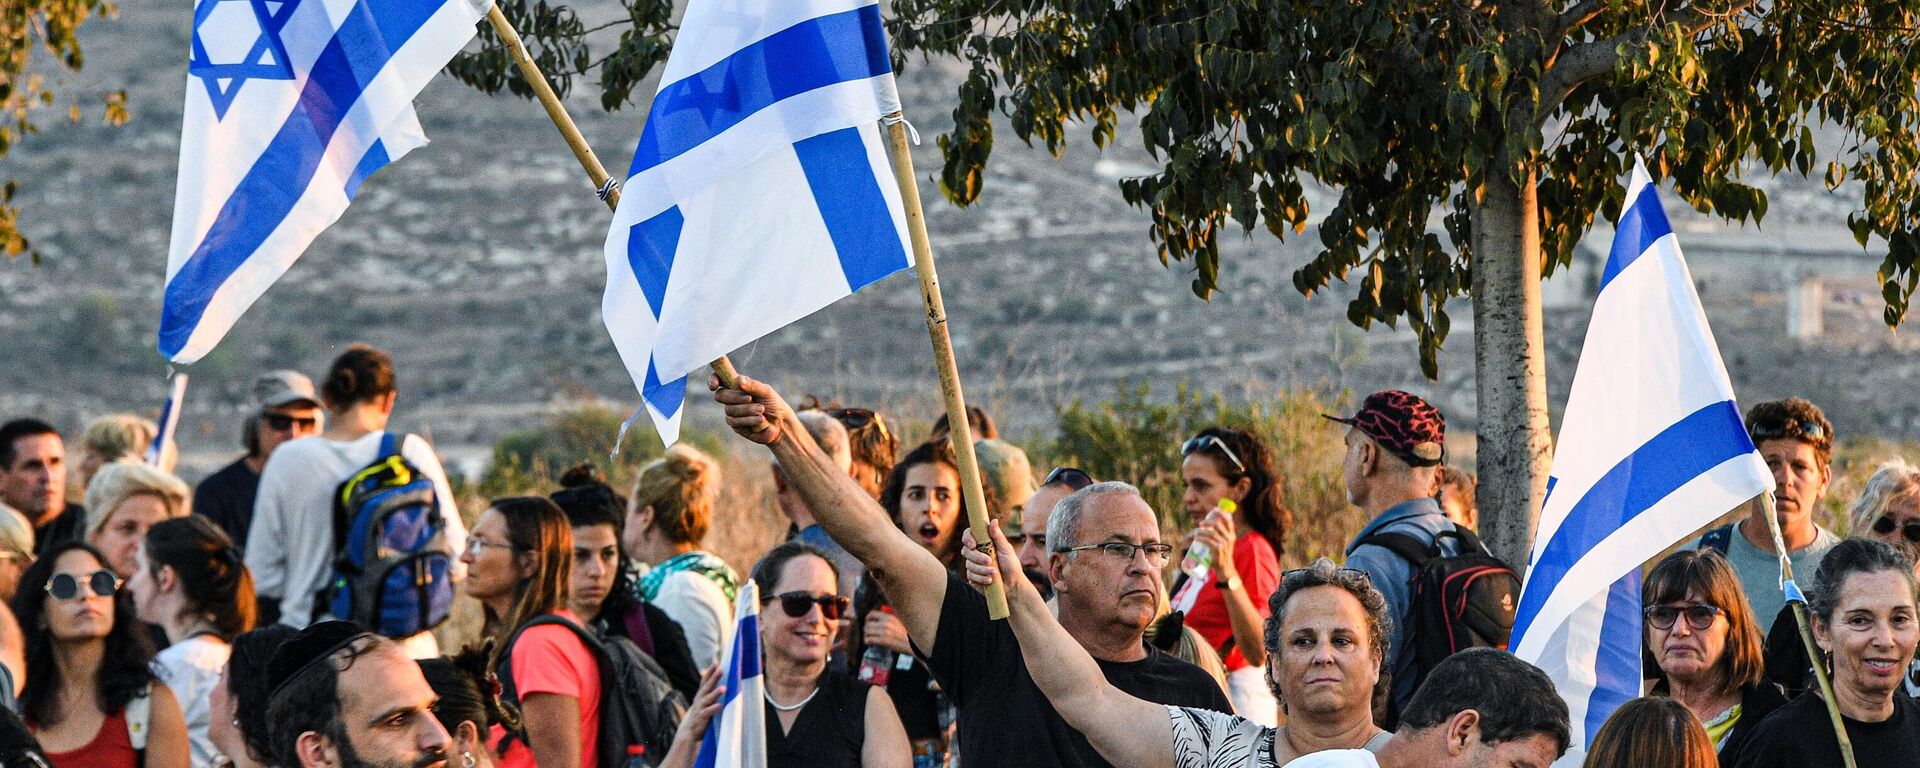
{"left": 1729, "top": 538, "right": 1920, "bottom": 768}
{"left": 0, "top": 505, "right": 34, "bottom": 602}
{"left": 126, "top": 517, "right": 255, "bottom": 768}
{"left": 1640, "top": 550, "right": 1781, "bottom": 761}
{"left": 461, "top": 496, "right": 602, "bottom": 768}
{"left": 827, "top": 408, "right": 897, "bottom": 501}
{"left": 14, "top": 541, "right": 190, "bottom": 768}
{"left": 1176, "top": 426, "right": 1292, "bottom": 725}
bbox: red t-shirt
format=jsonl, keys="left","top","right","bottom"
{"left": 492, "top": 610, "right": 603, "bottom": 768}
{"left": 39, "top": 710, "right": 136, "bottom": 768}
{"left": 1183, "top": 531, "right": 1281, "bottom": 670}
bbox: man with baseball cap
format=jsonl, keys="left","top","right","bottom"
{"left": 1328, "top": 390, "right": 1455, "bottom": 719}
{"left": 194, "top": 371, "right": 324, "bottom": 554}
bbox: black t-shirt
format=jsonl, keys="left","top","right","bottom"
{"left": 193, "top": 457, "right": 260, "bottom": 549}
{"left": 31, "top": 504, "right": 84, "bottom": 558}
{"left": 1728, "top": 689, "right": 1920, "bottom": 768}
{"left": 765, "top": 666, "right": 869, "bottom": 768}
{"left": 919, "top": 572, "right": 1233, "bottom": 768}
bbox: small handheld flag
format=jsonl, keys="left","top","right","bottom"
{"left": 159, "top": 0, "right": 490, "bottom": 363}
{"left": 602, "top": 0, "right": 913, "bottom": 444}
{"left": 1510, "top": 158, "right": 1773, "bottom": 762}
{"left": 693, "top": 581, "right": 766, "bottom": 768}
{"left": 147, "top": 372, "right": 189, "bottom": 467}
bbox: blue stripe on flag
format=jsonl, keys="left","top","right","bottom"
{"left": 628, "top": 206, "right": 685, "bottom": 318}
{"left": 1599, "top": 184, "right": 1673, "bottom": 291}
{"left": 692, "top": 608, "right": 760, "bottom": 768}
{"left": 627, "top": 5, "right": 892, "bottom": 177}
{"left": 343, "top": 140, "right": 389, "bottom": 199}
{"left": 643, "top": 359, "right": 686, "bottom": 420}
{"left": 1511, "top": 400, "right": 1751, "bottom": 642}
{"left": 1586, "top": 568, "right": 1642, "bottom": 740}
{"left": 159, "top": 0, "right": 440, "bottom": 358}
{"left": 793, "top": 127, "right": 909, "bottom": 290}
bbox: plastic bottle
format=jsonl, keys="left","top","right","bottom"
{"left": 857, "top": 606, "right": 897, "bottom": 686}
{"left": 1181, "top": 498, "right": 1238, "bottom": 580}
{"left": 624, "top": 744, "right": 647, "bottom": 768}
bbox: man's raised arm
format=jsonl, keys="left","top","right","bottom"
{"left": 712, "top": 373, "right": 950, "bottom": 650}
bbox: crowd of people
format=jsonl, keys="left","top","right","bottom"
{"left": 0, "top": 343, "right": 1909, "bottom": 768}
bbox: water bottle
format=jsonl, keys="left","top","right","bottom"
{"left": 1181, "top": 498, "right": 1237, "bottom": 580}
{"left": 624, "top": 745, "right": 647, "bottom": 768}
{"left": 857, "top": 606, "right": 897, "bottom": 686}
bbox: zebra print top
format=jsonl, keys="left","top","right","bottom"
{"left": 1167, "top": 707, "right": 1386, "bottom": 768}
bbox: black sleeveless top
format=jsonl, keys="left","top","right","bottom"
{"left": 765, "top": 666, "right": 871, "bottom": 768}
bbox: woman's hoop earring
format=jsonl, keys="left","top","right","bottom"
{"left": 462, "top": 752, "right": 476, "bottom": 768}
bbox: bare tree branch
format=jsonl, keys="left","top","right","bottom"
{"left": 1556, "top": 0, "right": 1606, "bottom": 37}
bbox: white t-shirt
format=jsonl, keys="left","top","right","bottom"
{"left": 245, "top": 432, "right": 467, "bottom": 648}
{"left": 152, "top": 635, "right": 230, "bottom": 768}
{"left": 651, "top": 569, "right": 734, "bottom": 669}
{"left": 1282, "top": 750, "right": 1380, "bottom": 768}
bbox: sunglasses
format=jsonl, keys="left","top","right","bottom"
{"left": 1749, "top": 415, "right": 1827, "bottom": 443}
{"left": 47, "top": 570, "right": 121, "bottom": 601}
{"left": 261, "top": 413, "right": 319, "bottom": 431}
{"left": 827, "top": 408, "right": 877, "bottom": 430}
{"left": 1644, "top": 603, "right": 1724, "bottom": 631}
{"left": 1181, "top": 435, "right": 1247, "bottom": 474}
{"left": 764, "top": 591, "right": 849, "bottom": 620}
{"left": 1042, "top": 467, "right": 1094, "bottom": 491}
{"left": 1873, "top": 515, "right": 1920, "bottom": 543}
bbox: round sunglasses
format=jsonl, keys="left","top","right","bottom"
{"left": 46, "top": 570, "right": 121, "bottom": 601}
{"left": 1873, "top": 515, "right": 1920, "bottom": 543}
{"left": 763, "top": 591, "right": 850, "bottom": 621}
{"left": 1644, "top": 603, "right": 1723, "bottom": 631}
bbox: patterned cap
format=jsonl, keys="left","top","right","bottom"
{"left": 1325, "top": 390, "right": 1446, "bottom": 467}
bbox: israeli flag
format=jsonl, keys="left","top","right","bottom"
{"left": 1510, "top": 158, "right": 1773, "bottom": 762}
{"left": 694, "top": 581, "right": 767, "bottom": 768}
{"left": 602, "top": 0, "right": 912, "bottom": 444}
{"left": 159, "top": 0, "right": 490, "bottom": 363}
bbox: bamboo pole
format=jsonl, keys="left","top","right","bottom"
{"left": 483, "top": 6, "right": 738, "bottom": 390}
{"left": 883, "top": 114, "right": 1009, "bottom": 620}
{"left": 1753, "top": 493, "right": 1856, "bottom": 768}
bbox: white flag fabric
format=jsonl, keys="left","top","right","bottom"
{"left": 693, "top": 581, "right": 767, "bottom": 768}
{"left": 1510, "top": 158, "right": 1773, "bottom": 762}
{"left": 602, "top": 0, "right": 913, "bottom": 444}
{"left": 146, "top": 372, "right": 189, "bottom": 467}
{"left": 159, "top": 0, "right": 489, "bottom": 363}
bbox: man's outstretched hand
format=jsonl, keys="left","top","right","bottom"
{"left": 709, "top": 372, "right": 792, "bottom": 446}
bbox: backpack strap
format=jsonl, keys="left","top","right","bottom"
{"left": 378, "top": 432, "right": 400, "bottom": 460}
{"left": 125, "top": 683, "right": 151, "bottom": 751}
{"left": 1700, "top": 524, "right": 1734, "bottom": 554}
{"left": 1358, "top": 530, "right": 1439, "bottom": 568}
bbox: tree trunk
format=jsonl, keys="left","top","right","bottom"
{"left": 1469, "top": 161, "right": 1554, "bottom": 570}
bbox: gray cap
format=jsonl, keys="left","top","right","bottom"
{"left": 252, "top": 370, "right": 320, "bottom": 409}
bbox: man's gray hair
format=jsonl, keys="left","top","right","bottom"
{"left": 1047, "top": 481, "right": 1144, "bottom": 552}
{"left": 795, "top": 411, "right": 852, "bottom": 471}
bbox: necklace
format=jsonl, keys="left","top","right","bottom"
{"left": 764, "top": 686, "right": 821, "bottom": 712}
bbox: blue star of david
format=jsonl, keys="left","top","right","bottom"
{"left": 189, "top": 0, "right": 301, "bottom": 119}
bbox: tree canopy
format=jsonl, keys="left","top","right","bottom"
{"left": 3, "top": 0, "right": 126, "bottom": 261}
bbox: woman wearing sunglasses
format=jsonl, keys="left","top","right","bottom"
{"left": 1177, "top": 427, "right": 1291, "bottom": 725}
{"left": 1729, "top": 538, "right": 1920, "bottom": 768}
{"left": 1640, "top": 550, "right": 1781, "bottom": 761}
{"left": 127, "top": 517, "right": 255, "bottom": 768}
{"left": 753, "top": 542, "right": 909, "bottom": 767}
{"left": 463, "top": 496, "right": 599, "bottom": 768}
{"left": 13, "top": 541, "right": 190, "bottom": 768}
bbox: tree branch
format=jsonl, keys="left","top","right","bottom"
{"left": 1535, "top": 0, "right": 1762, "bottom": 124}
{"left": 1555, "top": 0, "right": 1605, "bottom": 37}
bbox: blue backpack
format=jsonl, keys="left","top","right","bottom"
{"left": 326, "top": 433, "right": 453, "bottom": 636}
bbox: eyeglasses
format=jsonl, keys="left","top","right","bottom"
{"left": 1873, "top": 515, "right": 1920, "bottom": 543}
{"left": 764, "top": 591, "right": 850, "bottom": 620}
{"left": 1181, "top": 435, "right": 1247, "bottom": 474}
{"left": 1750, "top": 415, "right": 1827, "bottom": 443}
{"left": 1042, "top": 467, "right": 1094, "bottom": 491}
{"left": 46, "top": 570, "right": 121, "bottom": 601}
{"left": 464, "top": 538, "right": 521, "bottom": 558}
{"left": 1061, "top": 541, "right": 1175, "bottom": 563}
{"left": 1644, "top": 603, "right": 1724, "bottom": 631}
{"left": 261, "top": 413, "right": 319, "bottom": 431}
{"left": 827, "top": 408, "right": 877, "bottom": 430}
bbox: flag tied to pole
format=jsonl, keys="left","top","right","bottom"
{"left": 693, "top": 580, "right": 767, "bottom": 768}
{"left": 158, "top": 0, "right": 488, "bottom": 363}
{"left": 602, "top": 0, "right": 913, "bottom": 445}
{"left": 1510, "top": 158, "right": 1773, "bottom": 762}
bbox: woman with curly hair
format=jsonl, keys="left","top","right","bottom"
{"left": 1176, "top": 426, "right": 1291, "bottom": 725}
{"left": 625, "top": 445, "right": 741, "bottom": 670}
{"left": 15, "top": 541, "right": 190, "bottom": 768}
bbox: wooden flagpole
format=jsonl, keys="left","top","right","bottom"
{"left": 482, "top": 6, "right": 741, "bottom": 390}
{"left": 1753, "top": 493, "right": 1856, "bottom": 768}
{"left": 882, "top": 114, "right": 1010, "bottom": 620}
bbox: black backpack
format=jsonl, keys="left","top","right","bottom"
{"left": 499, "top": 614, "right": 688, "bottom": 768}
{"left": 1359, "top": 527, "right": 1519, "bottom": 695}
